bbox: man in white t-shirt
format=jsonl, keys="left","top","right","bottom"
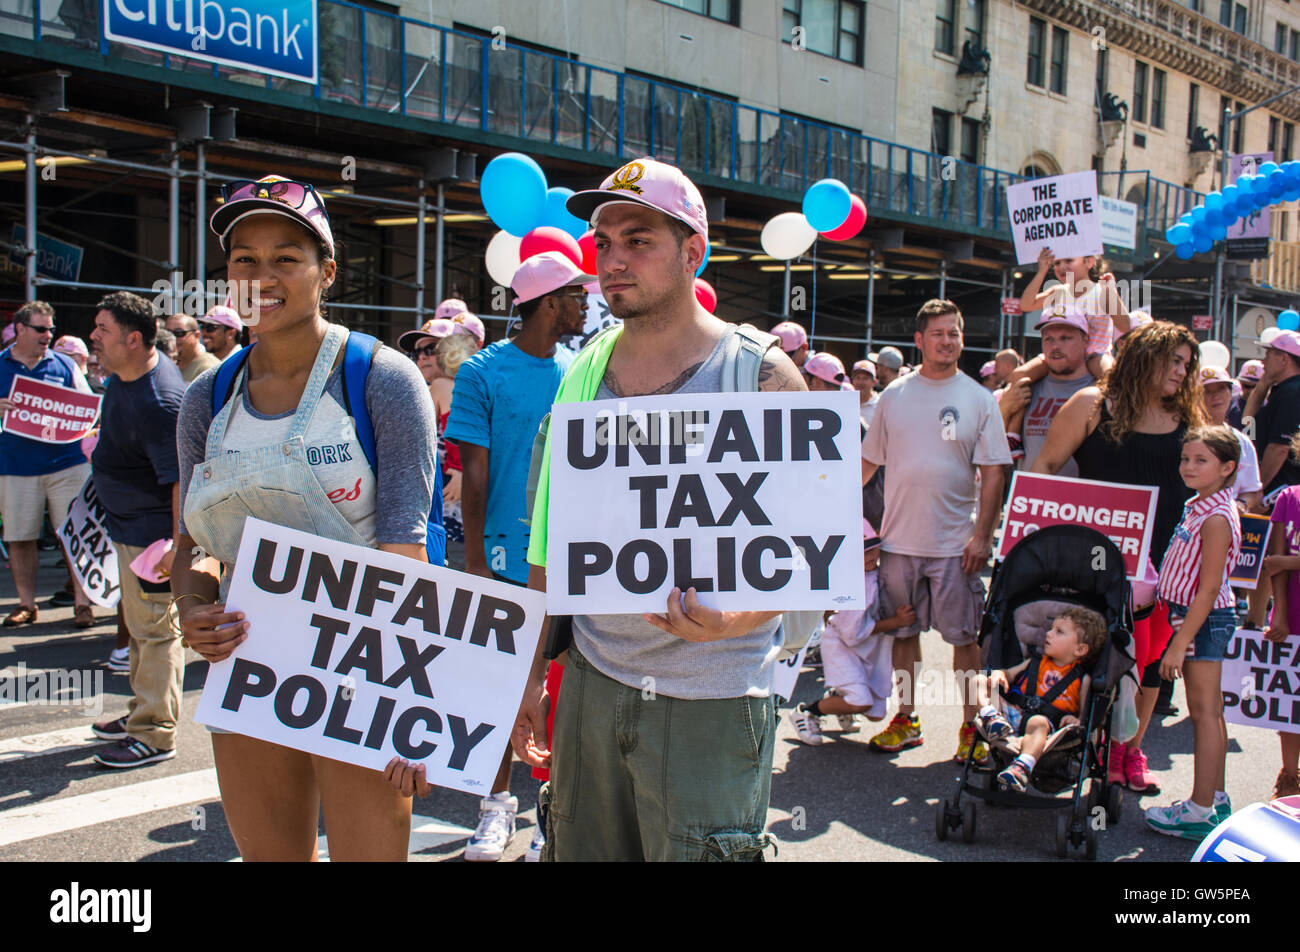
{"left": 851, "top": 358, "right": 880, "bottom": 428}
{"left": 860, "top": 299, "right": 1012, "bottom": 762}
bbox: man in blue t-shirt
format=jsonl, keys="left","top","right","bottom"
{"left": 441, "top": 251, "right": 590, "bottom": 862}
{"left": 0, "top": 301, "right": 95, "bottom": 628}
{"left": 86, "top": 292, "right": 187, "bottom": 770}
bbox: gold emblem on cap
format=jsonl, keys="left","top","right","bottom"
{"left": 608, "top": 161, "right": 646, "bottom": 194}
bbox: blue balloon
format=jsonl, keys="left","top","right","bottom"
{"left": 1280, "top": 310, "right": 1300, "bottom": 332}
{"left": 1194, "top": 234, "right": 1214, "bottom": 253}
{"left": 1255, "top": 187, "right": 1273, "bottom": 208}
{"left": 480, "top": 152, "right": 548, "bottom": 237}
{"left": 695, "top": 240, "right": 711, "bottom": 278}
{"left": 541, "top": 186, "right": 586, "bottom": 240}
{"left": 1166, "top": 223, "right": 1193, "bottom": 245}
{"left": 1176, "top": 242, "right": 1196, "bottom": 260}
{"left": 1260, "top": 161, "right": 1281, "bottom": 177}
{"left": 1205, "top": 191, "right": 1224, "bottom": 211}
{"left": 1210, "top": 222, "right": 1228, "bottom": 241}
{"left": 1270, "top": 170, "right": 1288, "bottom": 198}
{"left": 802, "top": 178, "right": 853, "bottom": 233}
{"left": 1254, "top": 174, "right": 1274, "bottom": 194}
{"left": 1191, "top": 206, "right": 1208, "bottom": 226}
{"left": 1205, "top": 206, "right": 1223, "bottom": 227}
{"left": 1222, "top": 184, "right": 1239, "bottom": 206}
{"left": 1287, "top": 187, "right": 1300, "bottom": 204}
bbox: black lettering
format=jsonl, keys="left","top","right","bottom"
{"left": 444, "top": 587, "right": 474, "bottom": 640}
{"left": 673, "top": 538, "right": 714, "bottom": 592}
{"left": 567, "top": 417, "right": 608, "bottom": 470}
{"left": 354, "top": 564, "right": 405, "bottom": 617}
{"left": 447, "top": 715, "right": 495, "bottom": 771}
{"left": 707, "top": 409, "right": 760, "bottom": 463}
{"left": 790, "top": 408, "right": 842, "bottom": 462}
{"left": 665, "top": 474, "right": 717, "bottom": 528}
{"left": 391, "top": 579, "right": 441, "bottom": 634}
{"left": 251, "top": 539, "right": 303, "bottom": 594}
{"left": 393, "top": 706, "right": 441, "bottom": 759}
{"left": 763, "top": 408, "right": 783, "bottom": 461}
{"left": 383, "top": 635, "right": 445, "bottom": 696}
{"left": 1245, "top": 638, "right": 1269, "bottom": 663}
{"left": 334, "top": 625, "right": 386, "bottom": 685}
{"left": 715, "top": 472, "right": 771, "bottom": 526}
{"left": 616, "top": 540, "right": 668, "bottom": 594}
{"left": 568, "top": 542, "right": 613, "bottom": 596}
{"left": 302, "top": 552, "right": 358, "bottom": 610}
{"left": 628, "top": 475, "right": 668, "bottom": 530}
{"left": 742, "top": 536, "right": 792, "bottom": 591}
{"left": 323, "top": 685, "right": 363, "bottom": 744}
{"left": 363, "top": 696, "right": 398, "bottom": 749}
{"left": 668, "top": 410, "right": 709, "bottom": 464}
{"left": 791, "top": 534, "right": 845, "bottom": 590}
{"left": 615, "top": 414, "right": 662, "bottom": 467}
{"left": 274, "top": 674, "right": 327, "bottom": 728}
{"left": 717, "top": 537, "right": 737, "bottom": 591}
{"left": 309, "top": 613, "right": 350, "bottom": 669}
{"left": 221, "top": 658, "right": 277, "bottom": 712}
{"left": 468, "top": 595, "right": 524, "bottom": 655}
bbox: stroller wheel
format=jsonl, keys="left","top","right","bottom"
{"left": 1055, "top": 814, "right": 1069, "bottom": 858}
{"left": 961, "top": 801, "right": 977, "bottom": 843}
{"left": 1106, "top": 784, "right": 1123, "bottom": 824}
{"left": 936, "top": 799, "right": 952, "bottom": 841}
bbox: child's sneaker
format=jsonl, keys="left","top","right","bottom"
{"left": 997, "top": 759, "right": 1031, "bottom": 792}
{"left": 868, "top": 711, "right": 923, "bottom": 752}
{"left": 976, "top": 709, "right": 1014, "bottom": 743}
{"left": 1214, "top": 792, "right": 1232, "bottom": 823}
{"left": 1107, "top": 740, "right": 1127, "bottom": 785}
{"left": 1144, "top": 800, "right": 1219, "bottom": 841}
{"left": 789, "top": 704, "right": 825, "bottom": 745}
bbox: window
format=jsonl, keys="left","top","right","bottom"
{"left": 1027, "top": 16, "right": 1045, "bottom": 87}
{"left": 1095, "top": 47, "right": 1108, "bottom": 106}
{"left": 656, "top": 0, "right": 737, "bottom": 22}
{"left": 1187, "top": 82, "right": 1199, "bottom": 138}
{"left": 1278, "top": 22, "right": 1289, "bottom": 55}
{"left": 965, "top": 0, "right": 987, "bottom": 51}
{"left": 936, "top": 0, "right": 956, "bottom": 54}
{"left": 1220, "top": 0, "right": 1231, "bottom": 27}
{"left": 1050, "top": 26, "right": 1069, "bottom": 94}
{"left": 1133, "top": 60, "right": 1148, "bottom": 123}
{"left": 1286, "top": 123, "right": 1295, "bottom": 163}
{"left": 784, "top": 0, "right": 864, "bottom": 64}
{"left": 1151, "top": 68, "right": 1165, "bottom": 128}
{"left": 1270, "top": 115, "right": 1280, "bottom": 155}
{"left": 1291, "top": 29, "right": 1300, "bottom": 61}
{"left": 960, "top": 116, "right": 980, "bottom": 164}
{"left": 1234, "top": 4, "right": 1247, "bottom": 35}
{"left": 932, "top": 108, "right": 953, "bottom": 156}
{"left": 1234, "top": 100, "right": 1245, "bottom": 152}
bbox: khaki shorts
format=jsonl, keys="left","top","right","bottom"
{"left": 0, "top": 463, "right": 91, "bottom": 541}
{"left": 877, "top": 551, "right": 985, "bottom": 646}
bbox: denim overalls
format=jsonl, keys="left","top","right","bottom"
{"left": 184, "top": 325, "right": 370, "bottom": 598}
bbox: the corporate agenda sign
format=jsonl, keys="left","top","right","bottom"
{"left": 103, "top": 0, "right": 319, "bottom": 84}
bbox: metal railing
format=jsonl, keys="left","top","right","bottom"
{"left": 1251, "top": 240, "right": 1300, "bottom": 292}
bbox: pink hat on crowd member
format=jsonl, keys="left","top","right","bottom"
{"left": 851, "top": 358, "right": 876, "bottom": 377}
{"left": 863, "top": 517, "right": 881, "bottom": 552}
{"left": 210, "top": 174, "right": 335, "bottom": 258}
{"left": 771, "top": 321, "right": 808, "bottom": 354}
{"left": 434, "top": 298, "right": 470, "bottom": 320}
{"left": 2, "top": 322, "right": 16, "bottom": 346}
{"left": 979, "top": 360, "right": 997, "bottom": 379}
{"left": 1199, "top": 366, "right": 1233, "bottom": 386}
{"left": 511, "top": 251, "right": 597, "bottom": 307}
{"left": 1034, "top": 301, "right": 1090, "bottom": 334}
{"left": 567, "top": 157, "right": 709, "bottom": 240}
{"left": 451, "top": 312, "right": 485, "bottom": 344}
{"left": 804, "top": 351, "right": 853, "bottom": 390}
{"left": 1239, "top": 359, "right": 1265, "bottom": 383}
{"left": 200, "top": 305, "right": 242, "bottom": 331}
{"left": 1267, "top": 329, "right": 1300, "bottom": 359}
{"left": 53, "top": 335, "right": 88, "bottom": 359}
{"left": 398, "top": 317, "right": 459, "bottom": 352}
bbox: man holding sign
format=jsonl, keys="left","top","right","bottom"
{"left": 0, "top": 301, "right": 95, "bottom": 628}
{"left": 513, "top": 158, "right": 809, "bottom": 862}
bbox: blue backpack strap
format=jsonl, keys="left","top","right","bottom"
{"left": 211, "top": 344, "right": 255, "bottom": 417}
{"left": 341, "top": 331, "right": 379, "bottom": 471}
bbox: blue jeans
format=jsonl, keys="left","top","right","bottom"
{"left": 1165, "top": 602, "right": 1237, "bottom": 662}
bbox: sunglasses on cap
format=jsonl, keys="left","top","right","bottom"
{"left": 220, "top": 179, "right": 331, "bottom": 223}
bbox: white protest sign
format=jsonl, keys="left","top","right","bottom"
{"left": 57, "top": 477, "right": 121, "bottom": 608}
{"left": 1221, "top": 630, "right": 1300, "bottom": 735}
{"left": 546, "top": 391, "right": 865, "bottom": 615}
{"left": 773, "top": 639, "right": 812, "bottom": 702}
{"left": 195, "top": 518, "right": 547, "bottom": 792}
{"left": 1005, "top": 170, "right": 1103, "bottom": 265}
{"left": 1099, "top": 195, "right": 1138, "bottom": 250}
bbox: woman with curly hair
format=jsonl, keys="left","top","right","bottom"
{"left": 1032, "top": 321, "right": 1204, "bottom": 796}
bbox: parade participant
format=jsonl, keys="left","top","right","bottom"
{"left": 1240, "top": 330, "right": 1300, "bottom": 495}
{"left": 165, "top": 314, "right": 219, "bottom": 384}
{"left": 1227, "top": 359, "right": 1264, "bottom": 429}
{"left": 1198, "top": 366, "right": 1262, "bottom": 510}
{"left": 171, "top": 175, "right": 438, "bottom": 860}
{"left": 198, "top": 305, "right": 242, "bottom": 361}
{"left": 772, "top": 321, "right": 809, "bottom": 370}
{"left": 434, "top": 331, "right": 479, "bottom": 562}
{"left": 1031, "top": 321, "right": 1204, "bottom": 794}
{"left": 851, "top": 358, "right": 879, "bottom": 427}
{"left": 979, "top": 361, "right": 998, "bottom": 391}
{"left": 993, "top": 348, "right": 1022, "bottom": 386}
{"left": 803, "top": 351, "right": 852, "bottom": 392}
{"left": 875, "top": 346, "right": 904, "bottom": 388}
{"left": 1145, "top": 426, "right": 1242, "bottom": 839}
{"left": 860, "top": 299, "right": 1012, "bottom": 761}
{"left": 1259, "top": 435, "right": 1300, "bottom": 801}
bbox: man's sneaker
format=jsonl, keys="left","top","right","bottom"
{"left": 91, "top": 715, "right": 128, "bottom": 740}
{"left": 1273, "top": 769, "right": 1300, "bottom": 801}
{"left": 1214, "top": 793, "right": 1232, "bottom": 823}
{"left": 464, "top": 792, "right": 518, "bottom": 862}
{"left": 789, "top": 704, "right": 825, "bottom": 745}
{"left": 997, "top": 759, "right": 1031, "bottom": 792}
{"left": 1107, "top": 740, "right": 1127, "bottom": 785}
{"left": 1144, "top": 800, "right": 1220, "bottom": 841}
{"left": 976, "top": 710, "right": 1014, "bottom": 743}
{"left": 47, "top": 589, "right": 75, "bottom": 608}
{"left": 868, "top": 712, "right": 923, "bottom": 752}
{"left": 93, "top": 738, "right": 175, "bottom": 769}
{"left": 1124, "top": 746, "right": 1160, "bottom": 795}
{"left": 836, "top": 713, "right": 860, "bottom": 734}
{"left": 106, "top": 647, "right": 129, "bottom": 673}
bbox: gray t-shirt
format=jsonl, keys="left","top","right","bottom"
{"left": 177, "top": 343, "right": 437, "bottom": 546}
{"left": 570, "top": 325, "right": 784, "bottom": 701}
{"left": 862, "top": 369, "right": 1012, "bottom": 558}
{"left": 1020, "top": 371, "right": 1094, "bottom": 476}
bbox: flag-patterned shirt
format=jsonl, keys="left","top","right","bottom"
{"left": 1157, "top": 487, "right": 1242, "bottom": 610}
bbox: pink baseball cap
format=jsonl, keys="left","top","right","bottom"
{"left": 511, "top": 251, "right": 597, "bottom": 307}
{"left": 200, "top": 305, "right": 242, "bottom": 331}
{"left": 1267, "top": 329, "right": 1300, "bottom": 359}
{"left": 567, "top": 158, "right": 708, "bottom": 240}
{"left": 451, "top": 312, "right": 485, "bottom": 344}
{"left": 1198, "top": 366, "right": 1232, "bottom": 386}
{"left": 1034, "top": 301, "right": 1090, "bottom": 334}
{"left": 804, "top": 352, "right": 853, "bottom": 390}
{"left": 863, "top": 517, "right": 881, "bottom": 552}
{"left": 434, "top": 298, "right": 469, "bottom": 320}
{"left": 2, "top": 322, "right": 14, "bottom": 346}
{"left": 211, "top": 175, "right": 335, "bottom": 258}
{"left": 851, "top": 359, "right": 876, "bottom": 377}
{"left": 979, "top": 360, "right": 997, "bottom": 379}
{"left": 771, "top": 321, "right": 808, "bottom": 353}
{"left": 53, "top": 335, "right": 88, "bottom": 359}
{"left": 1239, "top": 359, "right": 1265, "bottom": 383}
{"left": 398, "top": 317, "right": 458, "bottom": 352}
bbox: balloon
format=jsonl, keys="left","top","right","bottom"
{"left": 1204, "top": 206, "right": 1223, "bottom": 227}
{"left": 760, "top": 212, "right": 818, "bottom": 260}
{"left": 1194, "top": 234, "right": 1214, "bottom": 253}
{"left": 577, "top": 231, "right": 597, "bottom": 275}
{"left": 541, "top": 186, "right": 586, "bottom": 240}
{"left": 1279, "top": 310, "right": 1300, "bottom": 332}
{"left": 1205, "top": 191, "right": 1223, "bottom": 211}
{"left": 695, "top": 240, "right": 711, "bottom": 277}
{"left": 1200, "top": 340, "right": 1231, "bottom": 370}
{"left": 694, "top": 278, "right": 717, "bottom": 314}
{"left": 519, "top": 226, "right": 583, "bottom": 268}
{"left": 1210, "top": 222, "right": 1228, "bottom": 241}
{"left": 802, "top": 178, "right": 852, "bottom": 232}
{"left": 1190, "top": 206, "right": 1208, "bottom": 225}
{"left": 485, "top": 230, "right": 523, "bottom": 287}
{"left": 1270, "top": 170, "right": 1288, "bottom": 198}
{"left": 1261, "top": 327, "right": 1284, "bottom": 347}
{"left": 822, "top": 194, "right": 868, "bottom": 240}
{"left": 1176, "top": 242, "right": 1196, "bottom": 260}
{"left": 1260, "top": 161, "right": 1281, "bottom": 177}
{"left": 1287, "top": 187, "right": 1300, "bottom": 204}
{"left": 1166, "top": 223, "right": 1193, "bottom": 245}
{"left": 480, "top": 152, "right": 548, "bottom": 237}
{"left": 1222, "top": 184, "right": 1239, "bottom": 207}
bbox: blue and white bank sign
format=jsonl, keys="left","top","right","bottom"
{"left": 102, "top": 0, "right": 318, "bottom": 84}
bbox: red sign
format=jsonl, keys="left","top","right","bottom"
{"left": 3, "top": 376, "right": 101, "bottom": 444}
{"left": 1001, "top": 297, "right": 1023, "bottom": 316}
{"left": 1193, "top": 314, "right": 1213, "bottom": 331}
{"left": 996, "top": 471, "right": 1158, "bottom": 580}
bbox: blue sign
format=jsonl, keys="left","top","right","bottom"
{"left": 102, "top": 0, "right": 318, "bottom": 84}
{"left": 9, "top": 226, "right": 83, "bottom": 283}
{"left": 1192, "top": 799, "right": 1300, "bottom": 862}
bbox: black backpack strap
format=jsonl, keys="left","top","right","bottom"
{"left": 1037, "top": 662, "right": 1084, "bottom": 708}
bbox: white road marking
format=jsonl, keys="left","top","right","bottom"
{"left": 0, "top": 726, "right": 99, "bottom": 763}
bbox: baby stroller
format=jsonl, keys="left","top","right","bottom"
{"left": 935, "top": 525, "right": 1137, "bottom": 859}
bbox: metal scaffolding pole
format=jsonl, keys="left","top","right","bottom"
{"left": 998, "top": 270, "right": 1008, "bottom": 351}
{"left": 415, "top": 179, "right": 427, "bottom": 326}
{"left": 434, "top": 183, "right": 445, "bottom": 304}
{"left": 24, "top": 117, "right": 36, "bottom": 301}
{"left": 783, "top": 261, "right": 791, "bottom": 317}
{"left": 169, "top": 141, "right": 181, "bottom": 314}
{"left": 939, "top": 259, "right": 947, "bottom": 301}
{"left": 865, "top": 250, "right": 875, "bottom": 351}
{"left": 195, "top": 141, "right": 206, "bottom": 301}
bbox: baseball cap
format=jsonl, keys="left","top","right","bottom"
{"left": 511, "top": 251, "right": 597, "bottom": 307}
{"left": 1239, "top": 359, "right": 1265, "bottom": 383}
{"left": 804, "top": 352, "right": 853, "bottom": 390}
{"left": 199, "top": 305, "right": 242, "bottom": 331}
{"left": 771, "top": 321, "right": 808, "bottom": 354}
{"left": 1034, "top": 301, "right": 1090, "bottom": 334}
{"left": 851, "top": 359, "right": 876, "bottom": 377}
{"left": 434, "top": 298, "right": 470, "bottom": 320}
{"left": 53, "top": 335, "right": 88, "bottom": 359}
{"left": 979, "top": 360, "right": 997, "bottom": 379}
{"left": 2, "top": 323, "right": 15, "bottom": 346}
{"left": 876, "top": 346, "right": 904, "bottom": 370}
{"left": 398, "top": 317, "right": 458, "bottom": 352}
{"left": 1267, "top": 329, "right": 1300, "bottom": 359}
{"left": 1198, "top": 366, "right": 1233, "bottom": 386}
{"left": 863, "top": 518, "right": 881, "bottom": 553}
{"left": 210, "top": 175, "right": 335, "bottom": 258}
{"left": 451, "top": 313, "right": 485, "bottom": 344}
{"left": 567, "top": 158, "right": 708, "bottom": 241}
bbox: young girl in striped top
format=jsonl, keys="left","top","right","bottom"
{"left": 1144, "top": 425, "right": 1242, "bottom": 841}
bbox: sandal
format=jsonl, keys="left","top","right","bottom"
{"left": 2, "top": 605, "right": 37, "bottom": 627}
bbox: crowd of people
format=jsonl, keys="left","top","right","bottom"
{"left": 2, "top": 160, "right": 1298, "bottom": 861}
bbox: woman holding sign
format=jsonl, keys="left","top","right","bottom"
{"left": 1031, "top": 321, "right": 1203, "bottom": 795}
{"left": 169, "top": 176, "right": 440, "bottom": 861}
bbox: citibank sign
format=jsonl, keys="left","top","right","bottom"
{"left": 102, "top": 0, "right": 319, "bottom": 84}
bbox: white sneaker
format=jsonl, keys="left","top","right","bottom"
{"left": 789, "top": 704, "right": 825, "bottom": 745}
{"left": 106, "top": 647, "right": 129, "bottom": 673}
{"left": 836, "top": 714, "right": 860, "bottom": 734}
{"left": 465, "top": 792, "right": 518, "bottom": 862}
{"left": 525, "top": 825, "right": 544, "bottom": 862}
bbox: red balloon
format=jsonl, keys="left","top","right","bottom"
{"left": 519, "top": 226, "right": 583, "bottom": 268}
{"left": 694, "top": 278, "right": 717, "bottom": 314}
{"left": 821, "top": 194, "right": 867, "bottom": 241}
{"left": 577, "top": 231, "right": 598, "bottom": 274}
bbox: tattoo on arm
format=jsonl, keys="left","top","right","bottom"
{"left": 758, "top": 348, "right": 808, "bottom": 392}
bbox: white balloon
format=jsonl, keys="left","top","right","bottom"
{"left": 761, "top": 212, "right": 818, "bottom": 260}
{"left": 1260, "top": 326, "right": 1283, "bottom": 348}
{"left": 485, "top": 230, "right": 523, "bottom": 287}
{"left": 1199, "top": 340, "right": 1231, "bottom": 370}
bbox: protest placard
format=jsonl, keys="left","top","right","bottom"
{"left": 3, "top": 376, "right": 100, "bottom": 443}
{"left": 996, "top": 471, "right": 1158, "bottom": 580}
{"left": 1221, "top": 630, "right": 1300, "bottom": 735}
{"left": 195, "top": 518, "right": 547, "bottom": 792}
{"left": 1229, "top": 514, "right": 1273, "bottom": 590}
{"left": 58, "top": 478, "right": 120, "bottom": 608}
{"left": 1005, "top": 170, "right": 1103, "bottom": 265}
{"left": 1099, "top": 195, "right": 1138, "bottom": 250}
{"left": 545, "top": 391, "right": 865, "bottom": 615}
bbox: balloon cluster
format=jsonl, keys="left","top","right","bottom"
{"left": 760, "top": 178, "right": 867, "bottom": 260}
{"left": 1165, "top": 160, "right": 1300, "bottom": 259}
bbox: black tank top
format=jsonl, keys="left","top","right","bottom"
{"left": 1073, "top": 402, "right": 1190, "bottom": 569}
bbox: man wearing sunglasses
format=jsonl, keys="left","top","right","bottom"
{"left": 197, "top": 305, "right": 242, "bottom": 362}
{"left": 0, "top": 301, "right": 96, "bottom": 627}
{"left": 164, "top": 314, "right": 219, "bottom": 385}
